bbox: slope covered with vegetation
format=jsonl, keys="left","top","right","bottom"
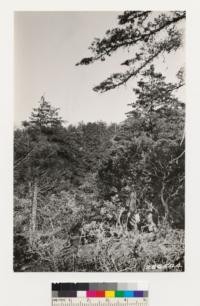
{"left": 14, "top": 11, "right": 185, "bottom": 272}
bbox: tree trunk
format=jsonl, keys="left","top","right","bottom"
{"left": 28, "top": 181, "right": 32, "bottom": 199}
{"left": 160, "top": 183, "right": 169, "bottom": 220}
{"left": 29, "top": 180, "right": 38, "bottom": 246}
{"left": 129, "top": 191, "right": 137, "bottom": 212}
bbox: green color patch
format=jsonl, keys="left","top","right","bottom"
{"left": 115, "top": 291, "right": 124, "bottom": 297}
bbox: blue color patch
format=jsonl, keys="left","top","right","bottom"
{"left": 124, "top": 291, "right": 134, "bottom": 297}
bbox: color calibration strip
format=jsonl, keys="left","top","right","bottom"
{"left": 52, "top": 290, "right": 148, "bottom": 298}
{"left": 52, "top": 283, "right": 148, "bottom": 297}
{"left": 52, "top": 283, "right": 148, "bottom": 306}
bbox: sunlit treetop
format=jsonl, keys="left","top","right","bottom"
{"left": 22, "top": 96, "right": 64, "bottom": 129}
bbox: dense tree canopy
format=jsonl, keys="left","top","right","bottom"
{"left": 96, "top": 66, "right": 184, "bottom": 226}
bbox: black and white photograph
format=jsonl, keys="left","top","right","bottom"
{"left": 14, "top": 11, "right": 185, "bottom": 272}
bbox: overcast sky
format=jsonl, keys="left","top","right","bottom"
{"left": 14, "top": 11, "right": 185, "bottom": 127}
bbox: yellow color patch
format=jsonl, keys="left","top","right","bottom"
{"left": 105, "top": 291, "right": 115, "bottom": 298}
